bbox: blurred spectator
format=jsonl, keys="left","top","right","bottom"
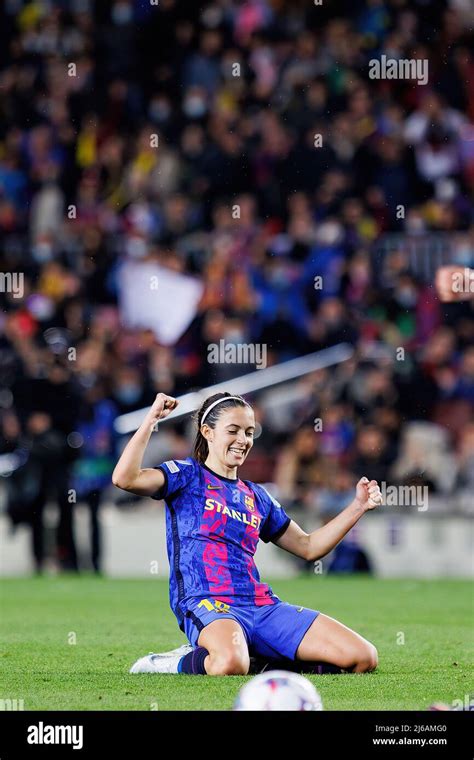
{"left": 455, "top": 422, "right": 474, "bottom": 495}
{"left": 317, "top": 469, "right": 357, "bottom": 518}
{"left": 72, "top": 382, "right": 117, "bottom": 573}
{"left": 391, "top": 422, "right": 457, "bottom": 494}
{"left": 452, "top": 346, "right": 474, "bottom": 402}
{"left": 1, "top": 410, "right": 36, "bottom": 527}
{"left": 351, "top": 425, "right": 393, "bottom": 485}
{"left": 23, "top": 410, "right": 78, "bottom": 573}
{"left": 275, "top": 426, "right": 327, "bottom": 509}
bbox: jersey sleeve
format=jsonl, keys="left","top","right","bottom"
{"left": 255, "top": 485, "right": 291, "bottom": 544}
{"left": 151, "top": 458, "right": 196, "bottom": 501}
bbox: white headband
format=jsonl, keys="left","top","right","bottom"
{"left": 200, "top": 396, "right": 246, "bottom": 425}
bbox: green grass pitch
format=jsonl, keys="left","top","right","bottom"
{"left": 1, "top": 576, "right": 472, "bottom": 711}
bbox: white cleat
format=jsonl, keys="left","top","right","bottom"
{"left": 129, "top": 644, "right": 193, "bottom": 674}
{"left": 155, "top": 644, "right": 193, "bottom": 658}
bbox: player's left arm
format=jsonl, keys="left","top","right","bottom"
{"left": 274, "top": 477, "right": 382, "bottom": 561}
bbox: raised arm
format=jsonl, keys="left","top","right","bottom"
{"left": 112, "top": 393, "right": 178, "bottom": 497}
{"left": 274, "top": 477, "right": 382, "bottom": 561}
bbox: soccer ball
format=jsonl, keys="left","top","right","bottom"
{"left": 233, "top": 670, "right": 323, "bottom": 711}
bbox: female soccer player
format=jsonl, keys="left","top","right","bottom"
{"left": 112, "top": 391, "right": 382, "bottom": 676}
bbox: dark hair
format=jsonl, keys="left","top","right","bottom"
{"left": 192, "top": 392, "right": 251, "bottom": 464}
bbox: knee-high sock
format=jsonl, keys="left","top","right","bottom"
{"left": 178, "top": 647, "right": 209, "bottom": 675}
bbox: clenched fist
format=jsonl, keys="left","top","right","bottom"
{"left": 355, "top": 477, "right": 383, "bottom": 511}
{"left": 146, "top": 393, "right": 179, "bottom": 429}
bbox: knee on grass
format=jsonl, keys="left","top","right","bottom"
{"left": 206, "top": 649, "right": 250, "bottom": 676}
{"left": 352, "top": 643, "right": 378, "bottom": 673}
{"left": 336, "top": 642, "right": 378, "bottom": 673}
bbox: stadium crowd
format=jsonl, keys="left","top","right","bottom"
{"left": 0, "top": 0, "right": 473, "bottom": 571}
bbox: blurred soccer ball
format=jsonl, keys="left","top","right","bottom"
{"left": 233, "top": 670, "right": 323, "bottom": 711}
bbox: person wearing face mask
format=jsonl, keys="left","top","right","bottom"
{"left": 395, "top": 280, "right": 418, "bottom": 309}
{"left": 148, "top": 94, "right": 177, "bottom": 141}
{"left": 111, "top": 0, "right": 133, "bottom": 26}
{"left": 112, "top": 367, "right": 150, "bottom": 415}
{"left": 382, "top": 272, "right": 420, "bottom": 334}
{"left": 182, "top": 86, "right": 209, "bottom": 121}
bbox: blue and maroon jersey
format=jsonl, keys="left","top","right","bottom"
{"left": 152, "top": 458, "right": 291, "bottom": 630}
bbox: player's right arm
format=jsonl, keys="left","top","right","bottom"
{"left": 112, "top": 393, "right": 178, "bottom": 497}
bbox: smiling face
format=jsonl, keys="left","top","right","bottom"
{"left": 202, "top": 405, "right": 255, "bottom": 477}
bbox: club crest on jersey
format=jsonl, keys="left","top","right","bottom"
{"left": 244, "top": 495, "right": 255, "bottom": 512}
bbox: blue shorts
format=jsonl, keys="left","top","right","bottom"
{"left": 182, "top": 597, "right": 319, "bottom": 661}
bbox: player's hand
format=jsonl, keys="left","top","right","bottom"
{"left": 146, "top": 393, "right": 179, "bottom": 428}
{"left": 355, "top": 477, "right": 383, "bottom": 511}
{"left": 435, "top": 266, "right": 472, "bottom": 302}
